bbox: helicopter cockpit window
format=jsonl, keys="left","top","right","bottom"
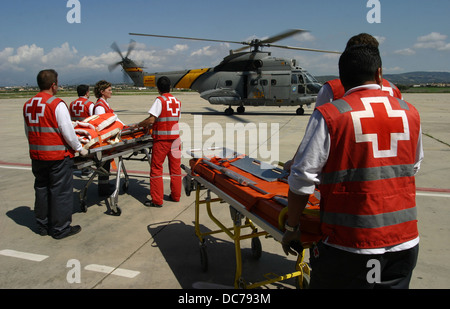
{"left": 291, "top": 74, "right": 298, "bottom": 84}
{"left": 260, "top": 80, "right": 268, "bottom": 86}
{"left": 271, "top": 79, "right": 277, "bottom": 86}
{"left": 298, "top": 74, "right": 304, "bottom": 84}
{"left": 250, "top": 79, "right": 258, "bottom": 86}
{"left": 304, "top": 72, "right": 318, "bottom": 83}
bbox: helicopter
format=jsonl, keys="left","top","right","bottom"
{"left": 109, "top": 29, "right": 340, "bottom": 115}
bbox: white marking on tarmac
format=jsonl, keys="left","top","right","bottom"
{"left": 416, "top": 192, "right": 450, "bottom": 198}
{"left": 0, "top": 165, "right": 31, "bottom": 171}
{"left": 84, "top": 264, "right": 140, "bottom": 278}
{"left": 0, "top": 249, "right": 48, "bottom": 262}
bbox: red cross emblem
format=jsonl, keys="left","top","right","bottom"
{"left": 351, "top": 97, "right": 410, "bottom": 158}
{"left": 166, "top": 96, "right": 180, "bottom": 116}
{"left": 72, "top": 100, "right": 85, "bottom": 116}
{"left": 25, "top": 97, "right": 46, "bottom": 124}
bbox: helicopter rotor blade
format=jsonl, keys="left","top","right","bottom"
{"left": 130, "top": 32, "right": 248, "bottom": 46}
{"left": 130, "top": 29, "right": 341, "bottom": 55}
{"left": 111, "top": 42, "right": 125, "bottom": 60}
{"left": 108, "top": 62, "right": 122, "bottom": 72}
{"left": 260, "top": 29, "right": 307, "bottom": 44}
{"left": 125, "top": 40, "right": 136, "bottom": 59}
{"left": 268, "top": 44, "right": 342, "bottom": 54}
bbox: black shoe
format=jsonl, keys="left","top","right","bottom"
{"left": 37, "top": 227, "right": 48, "bottom": 236}
{"left": 144, "top": 200, "right": 163, "bottom": 208}
{"left": 52, "top": 225, "right": 81, "bottom": 240}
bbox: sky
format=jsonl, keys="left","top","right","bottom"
{"left": 1, "top": 0, "right": 450, "bottom": 86}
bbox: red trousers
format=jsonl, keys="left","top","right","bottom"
{"left": 150, "top": 138, "right": 182, "bottom": 205}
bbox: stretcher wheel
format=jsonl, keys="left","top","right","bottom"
{"left": 199, "top": 242, "right": 208, "bottom": 272}
{"left": 251, "top": 237, "right": 262, "bottom": 260}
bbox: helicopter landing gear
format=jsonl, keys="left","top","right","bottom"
{"left": 296, "top": 107, "right": 305, "bottom": 115}
{"left": 237, "top": 106, "right": 245, "bottom": 114}
{"left": 225, "top": 107, "right": 234, "bottom": 116}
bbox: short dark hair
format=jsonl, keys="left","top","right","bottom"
{"left": 94, "top": 80, "right": 111, "bottom": 98}
{"left": 339, "top": 45, "right": 382, "bottom": 91}
{"left": 77, "top": 84, "right": 90, "bottom": 97}
{"left": 345, "top": 33, "right": 379, "bottom": 50}
{"left": 157, "top": 76, "right": 171, "bottom": 93}
{"left": 37, "top": 69, "right": 58, "bottom": 91}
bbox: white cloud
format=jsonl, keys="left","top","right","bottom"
{"left": 394, "top": 48, "right": 416, "bottom": 56}
{"left": 374, "top": 36, "right": 386, "bottom": 45}
{"left": 414, "top": 32, "right": 450, "bottom": 51}
{"left": 42, "top": 42, "right": 78, "bottom": 65}
{"left": 294, "top": 32, "right": 316, "bottom": 43}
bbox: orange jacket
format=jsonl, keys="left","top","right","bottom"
{"left": 316, "top": 87, "right": 420, "bottom": 248}
{"left": 24, "top": 92, "right": 74, "bottom": 160}
{"left": 152, "top": 93, "right": 181, "bottom": 141}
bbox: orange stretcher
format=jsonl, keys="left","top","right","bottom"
{"left": 181, "top": 148, "right": 321, "bottom": 289}
{"left": 73, "top": 126, "right": 152, "bottom": 216}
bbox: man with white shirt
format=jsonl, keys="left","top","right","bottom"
{"left": 136, "top": 76, "right": 182, "bottom": 207}
{"left": 23, "top": 69, "right": 88, "bottom": 239}
{"left": 282, "top": 45, "right": 423, "bottom": 288}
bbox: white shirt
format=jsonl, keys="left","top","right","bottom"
{"left": 148, "top": 97, "right": 163, "bottom": 118}
{"left": 55, "top": 102, "right": 83, "bottom": 152}
{"left": 288, "top": 84, "right": 423, "bottom": 254}
{"left": 315, "top": 83, "right": 334, "bottom": 109}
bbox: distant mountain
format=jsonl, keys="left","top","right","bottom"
{"left": 316, "top": 72, "right": 450, "bottom": 85}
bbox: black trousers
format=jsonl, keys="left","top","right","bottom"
{"left": 309, "top": 241, "right": 419, "bottom": 289}
{"left": 32, "top": 156, "right": 74, "bottom": 237}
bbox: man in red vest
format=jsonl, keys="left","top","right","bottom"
{"left": 23, "top": 69, "right": 88, "bottom": 239}
{"left": 137, "top": 76, "right": 182, "bottom": 207}
{"left": 69, "top": 84, "right": 94, "bottom": 121}
{"left": 315, "top": 33, "right": 403, "bottom": 108}
{"left": 282, "top": 45, "right": 423, "bottom": 288}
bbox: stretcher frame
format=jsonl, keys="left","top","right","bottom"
{"left": 73, "top": 134, "right": 153, "bottom": 216}
{"left": 182, "top": 163, "right": 311, "bottom": 289}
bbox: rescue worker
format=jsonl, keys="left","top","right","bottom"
{"left": 23, "top": 69, "right": 88, "bottom": 239}
{"left": 315, "top": 33, "right": 403, "bottom": 108}
{"left": 93, "top": 80, "right": 119, "bottom": 196}
{"left": 136, "top": 76, "right": 182, "bottom": 207}
{"left": 69, "top": 84, "right": 94, "bottom": 121}
{"left": 282, "top": 45, "right": 423, "bottom": 288}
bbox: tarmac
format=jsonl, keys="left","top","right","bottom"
{"left": 0, "top": 91, "right": 449, "bottom": 290}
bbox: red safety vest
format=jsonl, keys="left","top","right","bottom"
{"left": 94, "top": 98, "right": 114, "bottom": 114}
{"left": 316, "top": 87, "right": 420, "bottom": 249}
{"left": 23, "top": 92, "right": 74, "bottom": 160}
{"left": 326, "top": 78, "right": 402, "bottom": 101}
{"left": 69, "top": 97, "right": 94, "bottom": 121}
{"left": 152, "top": 93, "right": 181, "bottom": 141}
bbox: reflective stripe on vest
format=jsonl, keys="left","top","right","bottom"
{"left": 322, "top": 207, "right": 417, "bottom": 229}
